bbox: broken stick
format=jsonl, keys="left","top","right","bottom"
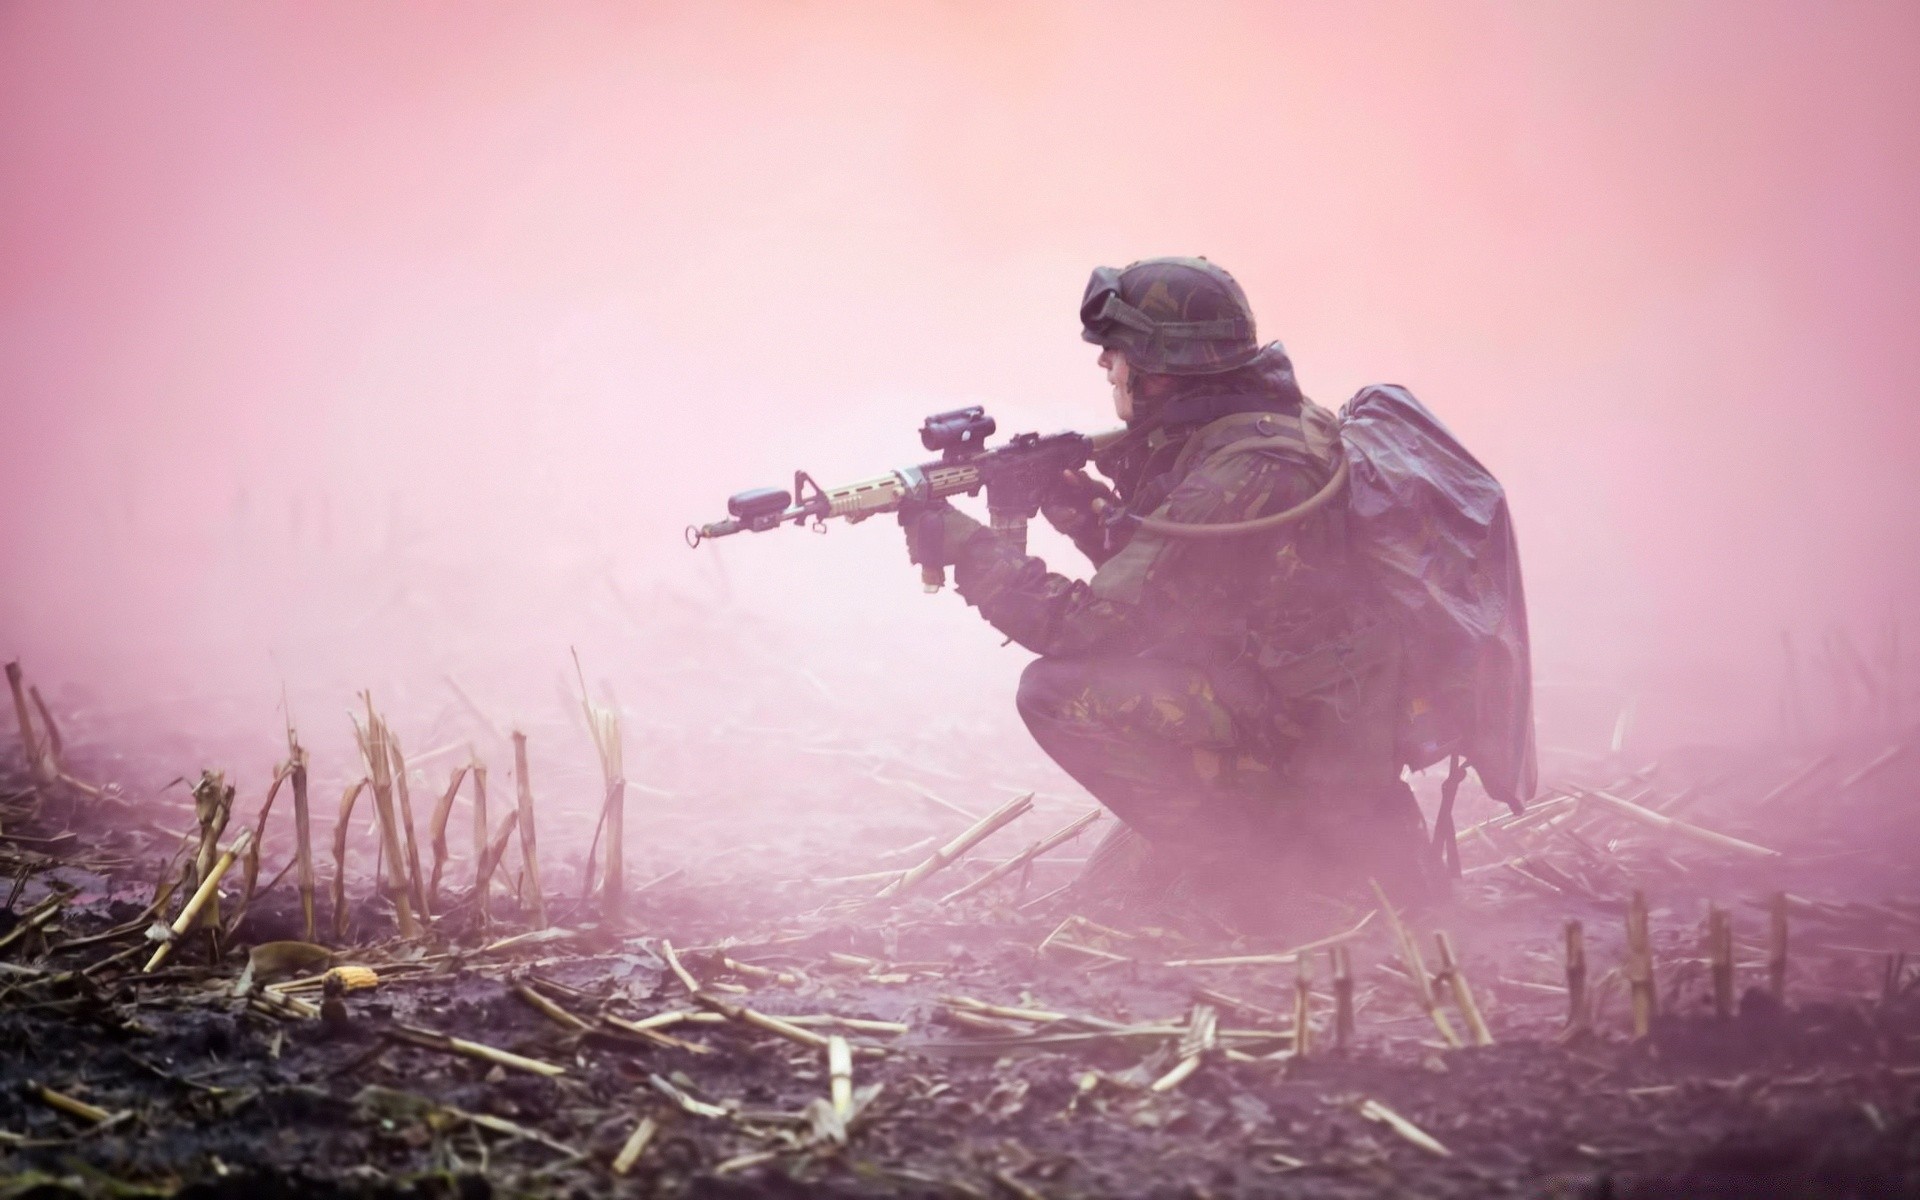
{"left": 1369, "top": 879, "right": 1462, "bottom": 1048}
{"left": 1359, "top": 1098, "right": 1451, "bottom": 1157}
{"left": 188, "top": 772, "right": 235, "bottom": 926}
{"left": 611, "top": 1115, "right": 658, "bottom": 1175}
{"left": 1581, "top": 789, "right": 1780, "bottom": 859}
{"left": 828, "top": 1034, "right": 853, "bottom": 1119}
{"left": 938, "top": 807, "right": 1100, "bottom": 905}
{"left": 388, "top": 1023, "right": 566, "bottom": 1077}
{"left": 1433, "top": 931, "right": 1493, "bottom": 1046}
{"left": 1149, "top": 1002, "right": 1217, "bottom": 1092}
{"left": 875, "top": 793, "right": 1034, "bottom": 900}
{"left": 29, "top": 1082, "right": 118, "bottom": 1126}
{"left": 695, "top": 991, "right": 832, "bottom": 1050}
{"left": 146, "top": 829, "right": 252, "bottom": 972}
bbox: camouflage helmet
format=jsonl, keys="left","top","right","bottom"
{"left": 1079, "top": 257, "right": 1259, "bottom": 376}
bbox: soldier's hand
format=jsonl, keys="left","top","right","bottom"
{"left": 900, "top": 500, "right": 987, "bottom": 569}
{"left": 1041, "top": 469, "right": 1115, "bottom": 537}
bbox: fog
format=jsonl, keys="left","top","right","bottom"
{"left": 3, "top": 2, "right": 1918, "bottom": 814}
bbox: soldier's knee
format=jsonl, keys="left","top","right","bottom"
{"left": 1016, "top": 657, "right": 1079, "bottom": 733}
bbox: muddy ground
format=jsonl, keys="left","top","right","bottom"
{"left": 1, "top": 670, "right": 1918, "bottom": 1199}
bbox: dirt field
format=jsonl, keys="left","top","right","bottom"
{"left": 2, "top": 663, "right": 1918, "bottom": 1199}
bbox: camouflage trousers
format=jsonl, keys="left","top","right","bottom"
{"left": 1014, "top": 631, "right": 1423, "bottom": 886}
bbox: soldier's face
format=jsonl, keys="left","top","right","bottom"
{"left": 1099, "top": 347, "right": 1133, "bottom": 422}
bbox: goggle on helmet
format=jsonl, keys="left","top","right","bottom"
{"left": 1078, "top": 257, "right": 1259, "bottom": 376}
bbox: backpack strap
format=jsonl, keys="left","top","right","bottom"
{"left": 1169, "top": 409, "right": 1323, "bottom": 479}
{"left": 1432, "top": 754, "right": 1468, "bottom": 878}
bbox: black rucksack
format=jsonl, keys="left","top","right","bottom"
{"left": 1338, "top": 385, "right": 1538, "bottom": 860}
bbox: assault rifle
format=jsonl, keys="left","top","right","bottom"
{"left": 686, "top": 406, "right": 1124, "bottom": 589}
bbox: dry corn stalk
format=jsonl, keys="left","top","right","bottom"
{"left": 27, "top": 685, "right": 64, "bottom": 769}
{"left": 586, "top": 703, "right": 626, "bottom": 919}
{"left": 1433, "top": 931, "right": 1493, "bottom": 1046}
{"left": 1293, "top": 952, "right": 1314, "bottom": 1058}
{"left": 29, "top": 1082, "right": 117, "bottom": 1126}
{"left": 1707, "top": 904, "right": 1734, "bottom": 1019}
{"left": 288, "top": 738, "right": 314, "bottom": 941}
{"left": 426, "top": 762, "right": 469, "bottom": 907}
{"left": 1581, "top": 788, "right": 1780, "bottom": 859}
{"left": 229, "top": 763, "right": 292, "bottom": 935}
{"left": 648, "top": 1073, "right": 728, "bottom": 1119}
{"left": 146, "top": 828, "right": 252, "bottom": 972}
{"left": 388, "top": 1023, "right": 565, "bottom": 1077}
{"left": 511, "top": 732, "right": 548, "bottom": 929}
{"left": 1149, "top": 1002, "right": 1217, "bottom": 1092}
{"left": 695, "top": 991, "right": 833, "bottom": 1050}
{"left": 1564, "top": 919, "right": 1590, "bottom": 1032}
{"left": 828, "top": 1034, "right": 853, "bottom": 1120}
{"left": 1161, "top": 910, "right": 1376, "bottom": 968}
{"left": 474, "top": 810, "right": 519, "bottom": 913}
{"left": 1369, "top": 879, "right": 1462, "bottom": 1048}
{"left": 188, "top": 771, "right": 236, "bottom": 927}
{"left": 1330, "top": 945, "right": 1355, "bottom": 1050}
{"left": 1769, "top": 891, "right": 1789, "bottom": 1003}
{"left": 0, "top": 893, "right": 68, "bottom": 956}
{"left": 330, "top": 779, "right": 367, "bottom": 944}
{"left": 601, "top": 1013, "right": 715, "bottom": 1055}
{"left": 5, "top": 662, "right": 57, "bottom": 788}
{"left": 573, "top": 654, "right": 628, "bottom": 919}
{"left": 942, "top": 995, "right": 1124, "bottom": 1030}
{"left": 386, "top": 731, "right": 430, "bottom": 919}
{"left": 875, "top": 793, "right": 1034, "bottom": 900}
{"left": 662, "top": 938, "right": 702, "bottom": 994}
{"left": 514, "top": 982, "right": 591, "bottom": 1032}
{"left": 612, "top": 1115, "right": 658, "bottom": 1176}
{"left": 938, "top": 808, "right": 1100, "bottom": 905}
{"left": 356, "top": 705, "right": 417, "bottom": 937}
{"left": 470, "top": 761, "right": 491, "bottom": 923}
{"left": 1625, "top": 889, "right": 1656, "bottom": 1038}
{"left": 1358, "top": 1098, "right": 1451, "bottom": 1157}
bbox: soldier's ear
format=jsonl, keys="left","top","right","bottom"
{"left": 1132, "top": 371, "right": 1177, "bottom": 404}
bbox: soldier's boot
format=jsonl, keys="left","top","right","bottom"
{"left": 1069, "top": 821, "right": 1183, "bottom": 914}
{"left": 1353, "top": 778, "right": 1446, "bottom": 910}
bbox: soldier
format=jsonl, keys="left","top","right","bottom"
{"left": 902, "top": 257, "right": 1435, "bottom": 922}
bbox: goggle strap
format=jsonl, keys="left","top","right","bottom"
{"left": 1089, "top": 293, "right": 1251, "bottom": 342}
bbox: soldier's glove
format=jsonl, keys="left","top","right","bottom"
{"left": 1040, "top": 469, "right": 1115, "bottom": 538}
{"left": 900, "top": 500, "right": 988, "bottom": 572}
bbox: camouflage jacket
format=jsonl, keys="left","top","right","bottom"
{"left": 951, "top": 367, "right": 1363, "bottom": 680}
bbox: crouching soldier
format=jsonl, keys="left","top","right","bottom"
{"left": 903, "top": 257, "right": 1446, "bottom": 924}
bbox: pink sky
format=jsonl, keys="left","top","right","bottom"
{"left": 2, "top": 2, "right": 1917, "bottom": 756}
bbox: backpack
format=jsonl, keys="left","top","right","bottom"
{"left": 1337, "top": 385, "right": 1537, "bottom": 859}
